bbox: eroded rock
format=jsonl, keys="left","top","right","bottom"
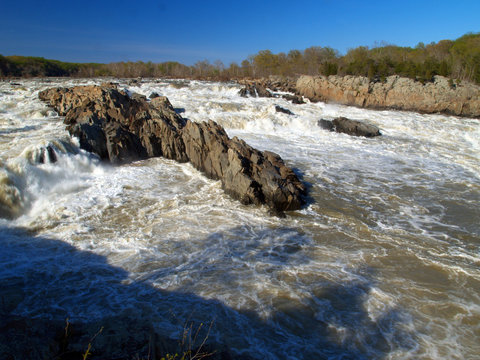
{"left": 296, "top": 75, "right": 480, "bottom": 118}
{"left": 39, "top": 84, "right": 306, "bottom": 212}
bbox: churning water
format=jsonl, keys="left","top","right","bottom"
{"left": 0, "top": 78, "right": 479, "bottom": 359}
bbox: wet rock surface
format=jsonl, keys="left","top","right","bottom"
{"left": 39, "top": 84, "right": 306, "bottom": 212}
{"left": 281, "top": 93, "right": 305, "bottom": 104}
{"left": 318, "top": 117, "right": 381, "bottom": 137}
{"left": 275, "top": 105, "right": 294, "bottom": 115}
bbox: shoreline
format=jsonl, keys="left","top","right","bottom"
{"left": 4, "top": 74, "right": 480, "bottom": 119}
{"left": 247, "top": 75, "right": 480, "bottom": 119}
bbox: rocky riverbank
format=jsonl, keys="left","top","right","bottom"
{"left": 239, "top": 75, "right": 480, "bottom": 118}
{"left": 296, "top": 75, "right": 480, "bottom": 118}
{"left": 39, "top": 84, "right": 306, "bottom": 213}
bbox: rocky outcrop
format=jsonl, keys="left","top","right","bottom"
{"left": 260, "top": 75, "right": 298, "bottom": 93}
{"left": 239, "top": 83, "right": 273, "bottom": 98}
{"left": 238, "top": 77, "right": 305, "bottom": 104}
{"left": 296, "top": 75, "right": 480, "bottom": 118}
{"left": 319, "top": 117, "right": 381, "bottom": 137}
{"left": 39, "top": 84, "right": 306, "bottom": 212}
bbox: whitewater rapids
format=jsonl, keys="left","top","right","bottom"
{"left": 0, "top": 78, "right": 479, "bottom": 359}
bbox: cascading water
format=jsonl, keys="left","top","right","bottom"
{"left": 0, "top": 78, "right": 479, "bottom": 359}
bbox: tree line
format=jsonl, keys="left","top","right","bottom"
{"left": 1, "top": 32, "right": 479, "bottom": 84}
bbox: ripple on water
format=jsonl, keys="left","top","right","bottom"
{"left": 0, "top": 79, "right": 479, "bottom": 359}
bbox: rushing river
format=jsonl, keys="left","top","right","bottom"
{"left": 0, "top": 78, "right": 479, "bottom": 359}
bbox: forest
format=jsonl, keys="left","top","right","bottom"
{"left": 1, "top": 32, "right": 479, "bottom": 84}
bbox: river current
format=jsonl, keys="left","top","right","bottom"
{"left": 0, "top": 78, "right": 479, "bottom": 359}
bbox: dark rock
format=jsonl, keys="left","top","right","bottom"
{"left": 38, "top": 145, "right": 58, "bottom": 164}
{"left": 104, "top": 121, "right": 148, "bottom": 164}
{"left": 68, "top": 121, "right": 109, "bottom": 159}
{"left": 39, "top": 84, "right": 306, "bottom": 212}
{"left": 275, "top": 105, "right": 294, "bottom": 115}
{"left": 318, "top": 119, "right": 334, "bottom": 131}
{"left": 181, "top": 121, "right": 306, "bottom": 211}
{"left": 239, "top": 83, "right": 272, "bottom": 98}
{"left": 149, "top": 92, "right": 160, "bottom": 99}
{"left": 332, "top": 117, "right": 381, "bottom": 137}
{"left": 282, "top": 94, "right": 305, "bottom": 104}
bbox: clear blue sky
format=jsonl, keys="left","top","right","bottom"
{"left": 1, "top": 0, "right": 479, "bottom": 65}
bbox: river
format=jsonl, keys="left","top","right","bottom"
{"left": 0, "top": 78, "right": 479, "bottom": 359}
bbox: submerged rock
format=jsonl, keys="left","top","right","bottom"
{"left": 39, "top": 84, "right": 306, "bottom": 212}
{"left": 318, "top": 119, "right": 335, "bottom": 131}
{"left": 38, "top": 145, "right": 58, "bottom": 164}
{"left": 275, "top": 105, "right": 294, "bottom": 115}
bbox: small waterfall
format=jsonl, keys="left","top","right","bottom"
{"left": 0, "top": 138, "right": 100, "bottom": 219}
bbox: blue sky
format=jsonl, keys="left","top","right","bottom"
{"left": 1, "top": 0, "right": 479, "bottom": 65}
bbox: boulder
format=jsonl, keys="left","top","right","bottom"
{"left": 318, "top": 118, "right": 381, "bottom": 137}
{"left": 39, "top": 84, "right": 306, "bottom": 212}
{"left": 318, "top": 119, "right": 335, "bottom": 131}
{"left": 332, "top": 117, "right": 381, "bottom": 137}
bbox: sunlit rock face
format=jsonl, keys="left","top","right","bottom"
{"left": 39, "top": 84, "right": 306, "bottom": 212}
{"left": 296, "top": 74, "right": 480, "bottom": 117}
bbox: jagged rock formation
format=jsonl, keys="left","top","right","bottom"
{"left": 296, "top": 75, "right": 480, "bottom": 118}
{"left": 318, "top": 117, "right": 381, "bottom": 137}
{"left": 259, "top": 75, "right": 298, "bottom": 93}
{"left": 238, "top": 77, "right": 305, "bottom": 104}
{"left": 39, "top": 84, "right": 306, "bottom": 212}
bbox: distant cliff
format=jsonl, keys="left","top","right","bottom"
{"left": 296, "top": 75, "right": 480, "bottom": 118}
